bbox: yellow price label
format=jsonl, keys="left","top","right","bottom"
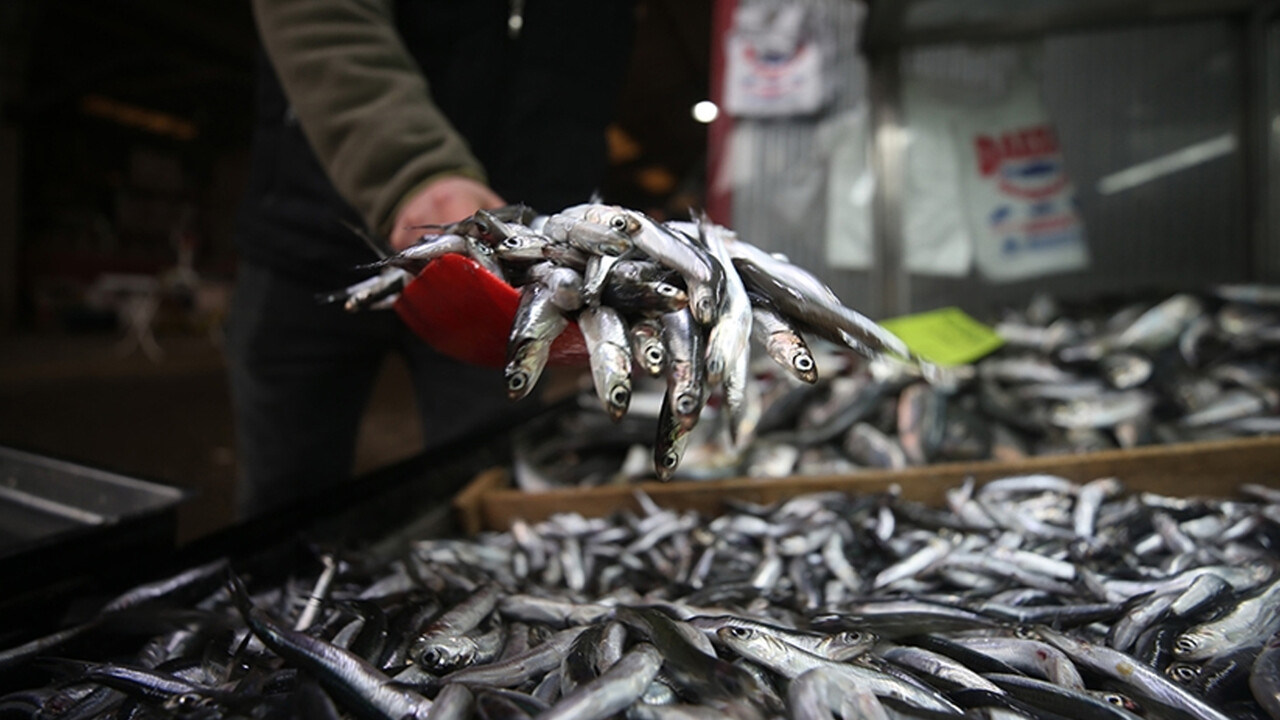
{"left": 879, "top": 307, "right": 1004, "bottom": 367}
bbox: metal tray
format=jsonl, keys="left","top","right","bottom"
{"left": 0, "top": 446, "right": 186, "bottom": 555}
{"left": 0, "top": 446, "right": 189, "bottom": 626}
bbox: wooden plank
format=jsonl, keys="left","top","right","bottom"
{"left": 456, "top": 436, "right": 1280, "bottom": 533}
{"left": 452, "top": 467, "right": 508, "bottom": 536}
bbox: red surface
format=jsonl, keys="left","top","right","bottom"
{"left": 394, "top": 253, "right": 588, "bottom": 368}
{"left": 706, "top": 0, "right": 737, "bottom": 226}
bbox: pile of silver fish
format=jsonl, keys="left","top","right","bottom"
{"left": 511, "top": 286, "right": 1280, "bottom": 487}
{"left": 5, "top": 476, "right": 1280, "bottom": 719}
{"left": 326, "top": 203, "right": 920, "bottom": 480}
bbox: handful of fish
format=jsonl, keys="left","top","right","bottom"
{"left": 325, "top": 203, "right": 919, "bottom": 480}
{"left": 7, "top": 476, "right": 1280, "bottom": 720}
{"left": 512, "top": 287, "right": 1280, "bottom": 486}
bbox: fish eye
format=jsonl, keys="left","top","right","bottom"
{"left": 676, "top": 394, "right": 698, "bottom": 415}
{"left": 610, "top": 386, "right": 631, "bottom": 407}
{"left": 794, "top": 354, "right": 814, "bottom": 372}
{"left": 1173, "top": 636, "right": 1198, "bottom": 653}
{"left": 707, "top": 358, "right": 724, "bottom": 374}
{"left": 169, "top": 693, "right": 205, "bottom": 710}
{"left": 657, "top": 284, "right": 679, "bottom": 297}
{"left": 662, "top": 451, "right": 679, "bottom": 469}
{"left": 1168, "top": 665, "right": 1199, "bottom": 683}
{"left": 507, "top": 372, "right": 528, "bottom": 391}
{"left": 609, "top": 214, "right": 630, "bottom": 232}
{"left": 727, "top": 626, "right": 754, "bottom": 639}
{"left": 503, "top": 237, "right": 522, "bottom": 247}
{"left": 839, "top": 631, "right": 862, "bottom": 642}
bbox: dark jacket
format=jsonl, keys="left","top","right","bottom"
{"left": 236, "top": 0, "right": 634, "bottom": 287}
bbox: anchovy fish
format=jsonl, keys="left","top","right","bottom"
{"left": 11, "top": 475, "right": 1280, "bottom": 720}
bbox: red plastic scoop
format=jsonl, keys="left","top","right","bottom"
{"left": 394, "top": 253, "right": 589, "bottom": 367}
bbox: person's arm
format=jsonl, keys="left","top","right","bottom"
{"left": 253, "top": 0, "right": 502, "bottom": 249}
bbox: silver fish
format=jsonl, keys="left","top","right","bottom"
{"left": 628, "top": 319, "right": 667, "bottom": 378}
{"left": 542, "top": 643, "right": 663, "bottom": 720}
{"left": 577, "top": 306, "right": 633, "bottom": 422}
{"left": 1115, "top": 293, "right": 1203, "bottom": 352}
{"left": 1050, "top": 391, "right": 1154, "bottom": 429}
{"left": 1035, "top": 627, "right": 1234, "bottom": 720}
{"left": 505, "top": 283, "right": 569, "bottom": 400}
{"left": 715, "top": 625, "right": 961, "bottom": 714}
{"left": 1175, "top": 578, "right": 1280, "bottom": 661}
{"left": 700, "top": 216, "right": 752, "bottom": 440}
{"left": 660, "top": 309, "right": 708, "bottom": 431}
{"left": 729, "top": 239, "right": 908, "bottom": 360}
{"left": 528, "top": 262, "right": 585, "bottom": 312}
{"left": 751, "top": 306, "right": 818, "bottom": 384}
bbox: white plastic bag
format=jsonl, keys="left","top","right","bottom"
{"left": 825, "top": 107, "right": 876, "bottom": 270}
{"left": 899, "top": 45, "right": 1089, "bottom": 281}
{"left": 952, "top": 71, "right": 1090, "bottom": 282}
{"left": 723, "top": 4, "right": 828, "bottom": 118}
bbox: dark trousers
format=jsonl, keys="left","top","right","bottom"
{"left": 226, "top": 262, "right": 514, "bottom": 519}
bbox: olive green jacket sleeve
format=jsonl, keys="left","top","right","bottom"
{"left": 252, "top": 0, "right": 487, "bottom": 237}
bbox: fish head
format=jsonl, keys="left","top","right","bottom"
{"left": 1172, "top": 629, "right": 1213, "bottom": 658}
{"left": 606, "top": 382, "right": 632, "bottom": 421}
{"left": 765, "top": 334, "right": 817, "bottom": 384}
{"left": 420, "top": 636, "right": 479, "bottom": 672}
{"left": 585, "top": 206, "right": 642, "bottom": 237}
{"left": 471, "top": 209, "right": 507, "bottom": 240}
{"left": 819, "top": 629, "right": 878, "bottom": 661}
{"left": 497, "top": 234, "right": 545, "bottom": 261}
{"left": 675, "top": 392, "right": 701, "bottom": 420}
{"left": 691, "top": 290, "right": 721, "bottom": 326}
{"left": 715, "top": 626, "right": 788, "bottom": 668}
{"left": 654, "top": 282, "right": 688, "bottom": 306}
{"left": 716, "top": 625, "right": 762, "bottom": 649}
{"left": 1089, "top": 690, "right": 1144, "bottom": 715}
{"left": 163, "top": 693, "right": 213, "bottom": 714}
{"left": 504, "top": 362, "right": 534, "bottom": 401}
{"left": 1049, "top": 401, "right": 1089, "bottom": 428}
{"left": 790, "top": 350, "right": 817, "bottom": 384}
{"left": 654, "top": 445, "right": 682, "bottom": 481}
{"left": 1165, "top": 662, "right": 1200, "bottom": 685}
{"left": 639, "top": 342, "right": 666, "bottom": 375}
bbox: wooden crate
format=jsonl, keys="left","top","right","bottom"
{"left": 454, "top": 436, "right": 1280, "bottom": 535}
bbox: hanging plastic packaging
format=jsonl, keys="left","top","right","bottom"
{"left": 723, "top": 3, "right": 829, "bottom": 118}
{"left": 953, "top": 70, "right": 1090, "bottom": 282}
{"left": 899, "top": 45, "right": 1089, "bottom": 281}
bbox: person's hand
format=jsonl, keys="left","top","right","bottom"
{"left": 390, "top": 175, "right": 506, "bottom": 252}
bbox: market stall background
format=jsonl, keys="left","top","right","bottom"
{"left": 0, "top": 0, "right": 1279, "bottom": 716}
{"left": 0, "top": 0, "right": 1277, "bottom": 639}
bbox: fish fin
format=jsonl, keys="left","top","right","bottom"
{"left": 32, "top": 656, "right": 96, "bottom": 679}
{"left": 353, "top": 258, "right": 392, "bottom": 271}
{"left": 226, "top": 571, "right": 257, "bottom": 620}
{"left": 340, "top": 220, "right": 391, "bottom": 260}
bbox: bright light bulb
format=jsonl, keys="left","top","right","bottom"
{"left": 692, "top": 101, "right": 719, "bottom": 124}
